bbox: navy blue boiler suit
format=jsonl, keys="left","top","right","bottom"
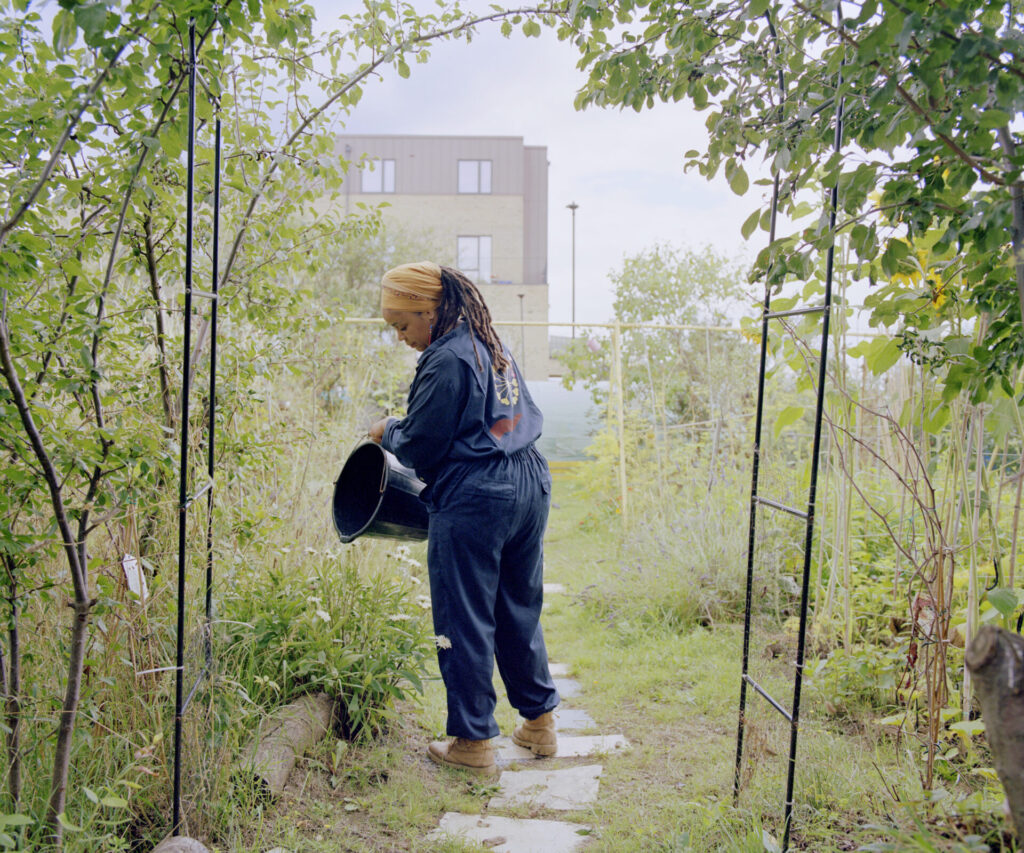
{"left": 382, "top": 323, "right": 559, "bottom": 740}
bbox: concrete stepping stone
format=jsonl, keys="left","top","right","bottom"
{"left": 553, "top": 707, "right": 595, "bottom": 731}
{"left": 489, "top": 764, "right": 603, "bottom": 810}
{"left": 543, "top": 583, "right": 566, "bottom": 594}
{"left": 429, "top": 813, "right": 591, "bottom": 852}
{"left": 553, "top": 677, "right": 581, "bottom": 698}
{"left": 495, "top": 734, "right": 629, "bottom": 762}
{"left": 548, "top": 661, "right": 571, "bottom": 677}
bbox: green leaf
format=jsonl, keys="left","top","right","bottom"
{"left": 100, "top": 794, "right": 128, "bottom": 808}
{"left": 0, "top": 815, "right": 32, "bottom": 828}
{"left": 979, "top": 109, "right": 1011, "bottom": 129}
{"left": 56, "top": 813, "right": 82, "bottom": 832}
{"left": 985, "top": 587, "right": 1019, "bottom": 619}
{"left": 396, "top": 58, "right": 410, "bottom": 79}
{"left": 866, "top": 338, "right": 902, "bottom": 376}
{"left": 73, "top": 3, "right": 108, "bottom": 45}
{"left": 52, "top": 9, "right": 76, "bottom": 55}
{"left": 727, "top": 162, "right": 749, "bottom": 196}
{"left": 741, "top": 207, "right": 761, "bottom": 240}
{"left": 773, "top": 405, "right": 804, "bottom": 438}
{"left": 949, "top": 719, "right": 986, "bottom": 738}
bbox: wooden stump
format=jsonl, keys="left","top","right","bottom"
{"left": 150, "top": 837, "right": 210, "bottom": 853}
{"left": 236, "top": 692, "right": 334, "bottom": 799}
{"left": 965, "top": 625, "right": 1024, "bottom": 834}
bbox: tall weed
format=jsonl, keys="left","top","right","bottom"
{"left": 219, "top": 550, "right": 432, "bottom": 741}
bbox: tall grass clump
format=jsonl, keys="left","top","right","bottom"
{"left": 572, "top": 417, "right": 753, "bottom": 632}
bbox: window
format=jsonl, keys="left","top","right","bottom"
{"left": 457, "top": 160, "right": 492, "bottom": 194}
{"left": 360, "top": 158, "right": 395, "bottom": 193}
{"left": 457, "top": 236, "right": 492, "bottom": 283}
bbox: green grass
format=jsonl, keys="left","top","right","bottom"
{"left": 119, "top": 467, "right": 1022, "bottom": 851}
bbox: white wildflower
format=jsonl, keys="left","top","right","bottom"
{"left": 416, "top": 595, "right": 432, "bottom": 610}
{"left": 315, "top": 609, "right": 331, "bottom": 623}
{"left": 434, "top": 635, "right": 452, "bottom": 650}
{"left": 408, "top": 575, "right": 422, "bottom": 585}
{"left": 388, "top": 613, "right": 412, "bottom": 622}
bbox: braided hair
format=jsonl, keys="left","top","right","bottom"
{"left": 434, "top": 266, "right": 510, "bottom": 374}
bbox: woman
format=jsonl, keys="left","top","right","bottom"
{"left": 368, "top": 261, "right": 559, "bottom": 776}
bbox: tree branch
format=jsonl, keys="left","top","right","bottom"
{"left": 0, "top": 6, "right": 157, "bottom": 251}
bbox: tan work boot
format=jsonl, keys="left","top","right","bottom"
{"left": 427, "top": 737, "right": 497, "bottom": 776}
{"left": 512, "top": 711, "right": 557, "bottom": 756}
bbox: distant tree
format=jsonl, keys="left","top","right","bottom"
{"left": 559, "top": 244, "right": 753, "bottom": 425}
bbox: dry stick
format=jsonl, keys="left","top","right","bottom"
{"left": 1005, "top": 378, "right": 1024, "bottom": 589}
{"left": 824, "top": 393, "right": 953, "bottom": 788}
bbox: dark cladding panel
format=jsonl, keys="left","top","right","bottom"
{"left": 338, "top": 134, "right": 526, "bottom": 194}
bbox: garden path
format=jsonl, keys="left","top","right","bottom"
{"left": 425, "top": 582, "right": 631, "bottom": 852}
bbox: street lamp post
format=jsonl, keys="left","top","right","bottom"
{"left": 567, "top": 201, "right": 578, "bottom": 339}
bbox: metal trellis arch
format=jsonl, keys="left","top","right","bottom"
{"left": 173, "top": 18, "right": 222, "bottom": 835}
{"left": 733, "top": 7, "right": 846, "bottom": 851}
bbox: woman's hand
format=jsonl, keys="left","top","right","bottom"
{"left": 368, "top": 418, "right": 391, "bottom": 444}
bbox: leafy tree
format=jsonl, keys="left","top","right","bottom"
{"left": 558, "top": 0, "right": 1024, "bottom": 401}
{"left": 0, "top": 0, "right": 559, "bottom": 845}
{"left": 559, "top": 243, "right": 753, "bottom": 425}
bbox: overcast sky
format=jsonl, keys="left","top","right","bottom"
{"left": 316, "top": 8, "right": 765, "bottom": 328}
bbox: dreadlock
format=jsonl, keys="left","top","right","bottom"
{"left": 435, "top": 266, "right": 510, "bottom": 373}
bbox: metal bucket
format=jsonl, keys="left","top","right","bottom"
{"left": 332, "top": 442, "right": 429, "bottom": 543}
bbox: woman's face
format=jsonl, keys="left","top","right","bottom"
{"left": 383, "top": 308, "right": 435, "bottom": 352}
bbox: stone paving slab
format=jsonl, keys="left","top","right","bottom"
{"left": 553, "top": 707, "right": 595, "bottom": 731}
{"left": 543, "top": 583, "right": 566, "bottom": 594}
{"left": 429, "top": 813, "right": 592, "bottom": 853}
{"left": 553, "top": 677, "right": 581, "bottom": 698}
{"left": 548, "top": 661, "right": 571, "bottom": 677}
{"left": 489, "top": 764, "right": 603, "bottom": 811}
{"left": 495, "top": 734, "right": 629, "bottom": 762}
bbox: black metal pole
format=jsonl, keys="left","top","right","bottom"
{"left": 781, "top": 9, "right": 845, "bottom": 850}
{"left": 204, "top": 117, "right": 220, "bottom": 668}
{"left": 734, "top": 9, "right": 787, "bottom": 806}
{"left": 173, "top": 17, "right": 197, "bottom": 836}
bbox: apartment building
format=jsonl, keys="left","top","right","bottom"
{"left": 334, "top": 134, "right": 550, "bottom": 379}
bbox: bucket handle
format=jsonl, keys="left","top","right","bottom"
{"left": 340, "top": 438, "right": 393, "bottom": 496}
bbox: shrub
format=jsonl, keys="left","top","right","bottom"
{"left": 220, "top": 552, "right": 432, "bottom": 740}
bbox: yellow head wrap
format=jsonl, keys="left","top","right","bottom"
{"left": 381, "top": 261, "right": 442, "bottom": 313}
